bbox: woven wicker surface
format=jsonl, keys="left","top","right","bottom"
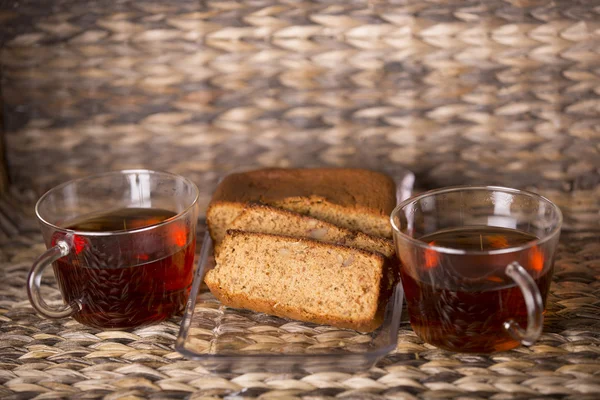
{"left": 1, "top": 205, "right": 599, "bottom": 399}
{"left": 1, "top": 0, "right": 600, "bottom": 398}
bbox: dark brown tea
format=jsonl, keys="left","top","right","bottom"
{"left": 52, "top": 208, "right": 195, "bottom": 329}
{"left": 401, "top": 226, "right": 552, "bottom": 353}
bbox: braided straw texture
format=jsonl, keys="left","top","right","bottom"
{"left": 0, "top": 0, "right": 599, "bottom": 210}
{"left": 1, "top": 218, "right": 599, "bottom": 399}
{"left": 0, "top": 0, "right": 599, "bottom": 398}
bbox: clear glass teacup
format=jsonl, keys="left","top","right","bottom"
{"left": 27, "top": 170, "right": 199, "bottom": 330}
{"left": 391, "top": 186, "right": 562, "bottom": 353}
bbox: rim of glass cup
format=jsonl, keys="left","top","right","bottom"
{"left": 35, "top": 169, "right": 200, "bottom": 237}
{"left": 390, "top": 185, "right": 563, "bottom": 256}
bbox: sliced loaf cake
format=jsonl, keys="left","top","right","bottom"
{"left": 206, "top": 168, "right": 397, "bottom": 244}
{"left": 204, "top": 230, "right": 392, "bottom": 332}
{"left": 227, "top": 203, "right": 395, "bottom": 258}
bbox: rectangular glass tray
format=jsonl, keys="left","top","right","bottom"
{"left": 175, "top": 170, "right": 414, "bottom": 373}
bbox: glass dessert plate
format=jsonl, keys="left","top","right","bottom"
{"left": 175, "top": 170, "right": 414, "bottom": 373}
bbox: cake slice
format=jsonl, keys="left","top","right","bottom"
{"left": 206, "top": 168, "right": 397, "bottom": 244}
{"left": 204, "top": 230, "right": 392, "bottom": 332}
{"left": 227, "top": 203, "right": 395, "bottom": 258}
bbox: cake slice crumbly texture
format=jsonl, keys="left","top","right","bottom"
{"left": 204, "top": 230, "right": 392, "bottom": 332}
{"left": 228, "top": 203, "right": 395, "bottom": 258}
{"left": 206, "top": 168, "right": 397, "bottom": 244}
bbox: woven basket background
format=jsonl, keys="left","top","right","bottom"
{"left": 1, "top": 0, "right": 599, "bottom": 221}
{"left": 0, "top": 2, "right": 599, "bottom": 399}
{"left": 0, "top": 96, "right": 7, "bottom": 194}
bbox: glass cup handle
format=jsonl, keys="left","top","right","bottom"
{"left": 504, "top": 261, "right": 544, "bottom": 346}
{"left": 27, "top": 241, "right": 80, "bottom": 319}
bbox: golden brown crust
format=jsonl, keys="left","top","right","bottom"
{"left": 224, "top": 228, "right": 386, "bottom": 260}
{"left": 206, "top": 201, "right": 246, "bottom": 244}
{"left": 206, "top": 281, "right": 383, "bottom": 332}
{"left": 230, "top": 202, "right": 395, "bottom": 258}
{"left": 207, "top": 168, "right": 396, "bottom": 239}
{"left": 209, "top": 168, "right": 396, "bottom": 215}
{"left": 204, "top": 230, "right": 389, "bottom": 332}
